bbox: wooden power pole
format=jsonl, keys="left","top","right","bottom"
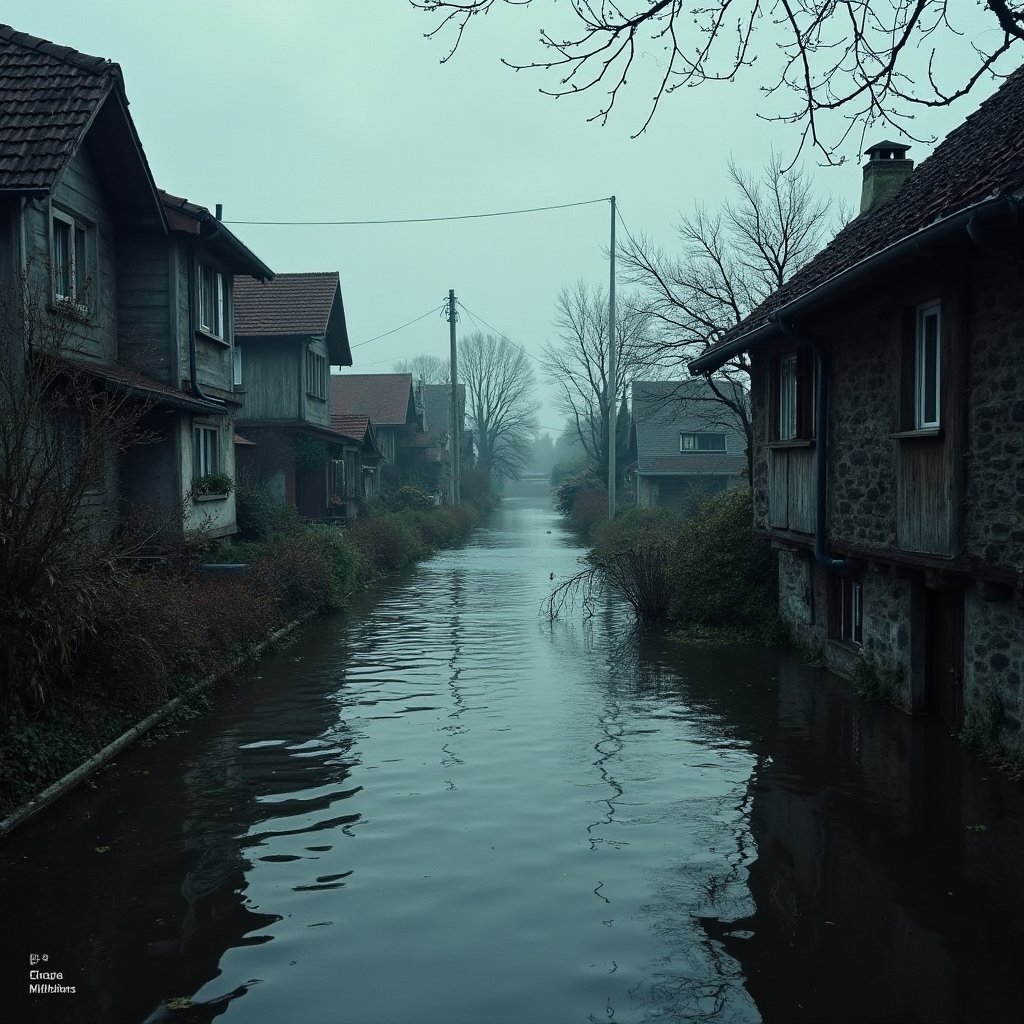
{"left": 448, "top": 288, "right": 461, "bottom": 506}
{"left": 607, "top": 195, "right": 617, "bottom": 520}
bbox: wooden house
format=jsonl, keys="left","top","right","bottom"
{"left": 417, "top": 381, "right": 465, "bottom": 500}
{"left": 0, "top": 24, "right": 272, "bottom": 541}
{"left": 329, "top": 413, "right": 384, "bottom": 511}
{"left": 233, "top": 272, "right": 354, "bottom": 517}
{"left": 689, "top": 70, "right": 1024, "bottom": 746}
{"left": 329, "top": 373, "right": 427, "bottom": 489}
{"left": 629, "top": 380, "right": 746, "bottom": 510}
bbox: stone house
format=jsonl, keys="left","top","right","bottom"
{"left": 0, "top": 25, "right": 272, "bottom": 541}
{"left": 232, "top": 272, "right": 356, "bottom": 518}
{"left": 629, "top": 380, "right": 747, "bottom": 510}
{"left": 690, "top": 69, "right": 1024, "bottom": 747}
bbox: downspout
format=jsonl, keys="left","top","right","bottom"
{"left": 771, "top": 315, "right": 849, "bottom": 572}
{"left": 186, "top": 244, "right": 209, "bottom": 403}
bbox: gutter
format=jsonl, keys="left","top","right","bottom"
{"left": 689, "top": 192, "right": 1021, "bottom": 376}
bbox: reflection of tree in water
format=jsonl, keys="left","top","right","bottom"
{"left": 578, "top": 604, "right": 762, "bottom": 1023}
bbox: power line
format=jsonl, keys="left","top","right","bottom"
{"left": 224, "top": 196, "right": 610, "bottom": 227}
{"left": 455, "top": 300, "right": 543, "bottom": 366}
{"left": 351, "top": 304, "right": 445, "bottom": 349}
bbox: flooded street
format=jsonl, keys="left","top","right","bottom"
{"left": 6, "top": 490, "right": 1024, "bottom": 1024}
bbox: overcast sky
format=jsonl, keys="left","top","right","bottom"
{"left": 5, "top": 1, "right": 1013, "bottom": 432}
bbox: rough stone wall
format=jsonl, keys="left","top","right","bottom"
{"left": 778, "top": 549, "right": 814, "bottom": 631}
{"left": 964, "top": 588, "right": 1024, "bottom": 752}
{"left": 822, "top": 299, "right": 899, "bottom": 549}
{"left": 858, "top": 571, "right": 914, "bottom": 709}
{"left": 966, "top": 255, "right": 1024, "bottom": 570}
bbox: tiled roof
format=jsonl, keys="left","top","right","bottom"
{"left": 233, "top": 272, "right": 340, "bottom": 336}
{"left": 632, "top": 380, "right": 746, "bottom": 478}
{"left": 0, "top": 24, "right": 120, "bottom": 191}
{"left": 710, "top": 65, "right": 1024, "bottom": 352}
{"left": 330, "top": 413, "right": 370, "bottom": 442}
{"left": 330, "top": 373, "right": 417, "bottom": 427}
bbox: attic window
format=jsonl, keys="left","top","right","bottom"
{"left": 52, "top": 209, "right": 92, "bottom": 309}
{"left": 680, "top": 432, "right": 727, "bottom": 452}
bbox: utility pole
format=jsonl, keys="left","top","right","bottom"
{"left": 607, "top": 195, "right": 617, "bottom": 520}
{"left": 448, "top": 288, "right": 461, "bottom": 506}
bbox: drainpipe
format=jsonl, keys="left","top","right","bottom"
{"left": 771, "top": 315, "right": 849, "bottom": 572}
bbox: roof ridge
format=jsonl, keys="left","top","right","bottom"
{"left": 0, "top": 23, "right": 122, "bottom": 85}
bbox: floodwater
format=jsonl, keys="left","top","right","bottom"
{"left": 5, "top": 487, "right": 1024, "bottom": 1024}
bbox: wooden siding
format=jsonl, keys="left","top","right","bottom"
{"left": 768, "top": 446, "right": 815, "bottom": 533}
{"left": 237, "top": 341, "right": 301, "bottom": 421}
{"left": 116, "top": 231, "right": 172, "bottom": 382}
{"left": 300, "top": 337, "right": 330, "bottom": 427}
{"left": 24, "top": 149, "right": 118, "bottom": 361}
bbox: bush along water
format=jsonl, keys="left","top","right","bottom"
{"left": 0, "top": 487, "right": 488, "bottom": 819}
{"left": 548, "top": 486, "right": 784, "bottom": 643}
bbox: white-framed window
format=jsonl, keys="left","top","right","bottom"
{"left": 778, "top": 352, "right": 798, "bottom": 440}
{"left": 915, "top": 301, "right": 941, "bottom": 429}
{"left": 232, "top": 344, "right": 243, "bottom": 387}
{"left": 193, "top": 424, "right": 219, "bottom": 480}
{"left": 306, "top": 349, "right": 326, "bottom": 399}
{"left": 836, "top": 577, "right": 863, "bottom": 646}
{"left": 51, "top": 209, "right": 92, "bottom": 308}
{"left": 199, "top": 263, "right": 226, "bottom": 339}
{"left": 680, "top": 432, "right": 727, "bottom": 452}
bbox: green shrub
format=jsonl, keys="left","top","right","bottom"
{"left": 235, "top": 486, "right": 274, "bottom": 542}
{"left": 266, "top": 503, "right": 303, "bottom": 538}
{"left": 346, "top": 513, "right": 424, "bottom": 575}
{"left": 571, "top": 486, "right": 609, "bottom": 538}
{"left": 303, "top": 524, "right": 364, "bottom": 608}
{"left": 669, "top": 488, "right": 779, "bottom": 638}
{"left": 388, "top": 485, "right": 436, "bottom": 511}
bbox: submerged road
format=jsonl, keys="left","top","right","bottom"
{"left": 5, "top": 488, "right": 1024, "bottom": 1023}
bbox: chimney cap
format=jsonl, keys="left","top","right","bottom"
{"left": 864, "top": 140, "right": 911, "bottom": 160}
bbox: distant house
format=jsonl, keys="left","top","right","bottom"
{"left": 233, "top": 272, "right": 354, "bottom": 517}
{"left": 330, "top": 373, "right": 426, "bottom": 488}
{"left": 689, "top": 69, "right": 1024, "bottom": 745}
{"left": 329, "top": 413, "right": 384, "bottom": 510}
{"left": 0, "top": 25, "right": 272, "bottom": 541}
{"left": 629, "top": 380, "right": 746, "bottom": 509}
{"left": 418, "top": 381, "right": 466, "bottom": 498}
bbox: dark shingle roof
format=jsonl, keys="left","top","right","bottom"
{"left": 707, "top": 65, "right": 1024, "bottom": 354}
{"left": 632, "top": 380, "right": 746, "bottom": 478}
{"left": 330, "top": 373, "right": 418, "bottom": 427}
{"left": 234, "top": 272, "right": 340, "bottom": 336}
{"left": 0, "top": 24, "right": 118, "bottom": 192}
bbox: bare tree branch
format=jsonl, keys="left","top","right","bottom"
{"left": 411, "top": 0, "right": 1023, "bottom": 162}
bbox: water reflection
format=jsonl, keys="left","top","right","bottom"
{"left": 3, "top": 495, "right": 1024, "bottom": 1024}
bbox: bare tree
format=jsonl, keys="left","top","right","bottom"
{"left": 0, "top": 277, "right": 157, "bottom": 718}
{"left": 542, "top": 280, "right": 658, "bottom": 484}
{"left": 619, "top": 156, "right": 834, "bottom": 480}
{"left": 459, "top": 331, "right": 539, "bottom": 481}
{"left": 392, "top": 353, "right": 451, "bottom": 384}
{"left": 411, "top": 0, "right": 1023, "bottom": 162}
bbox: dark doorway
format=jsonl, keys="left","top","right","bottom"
{"left": 295, "top": 464, "right": 326, "bottom": 518}
{"left": 924, "top": 588, "right": 965, "bottom": 732}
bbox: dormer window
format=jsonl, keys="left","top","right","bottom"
{"left": 680, "top": 432, "right": 727, "bottom": 452}
{"left": 199, "top": 263, "right": 226, "bottom": 340}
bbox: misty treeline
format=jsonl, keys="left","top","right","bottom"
{"left": 412, "top": 0, "right": 1022, "bottom": 163}
{"left": 396, "top": 331, "right": 540, "bottom": 482}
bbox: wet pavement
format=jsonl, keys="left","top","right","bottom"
{"left": 4, "top": 487, "right": 1024, "bottom": 1023}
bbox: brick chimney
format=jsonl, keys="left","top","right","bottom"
{"left": 860, "top": 141, "right": 913, "bottom": 214}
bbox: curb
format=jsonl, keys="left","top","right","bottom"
{"left": 0, "top": 615, "right": 310, "bottom": 840}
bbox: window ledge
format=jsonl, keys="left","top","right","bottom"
{"left": 306, "top": 392, "right": 327, "bottom": 402}
{"left": 50, "top": 301, "right": 91, "bottom": 323}
{"left": 829, "top": 638, "right": 863, "bottom": 653}
{"left": 195, "top": 492, "right": 229, "bottom": 502}
{"left": 195, "top": 329, "right": 230, "bottom": 348}
{"left": 767, "top": 438, "right": 815, "bottom": 450}
{"left": 890, "top": 428, "right": 941, "bottom": 440}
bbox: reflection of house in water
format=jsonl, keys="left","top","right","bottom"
{"left": 696, "top": 658, "right": 1024, "bottom": 1023}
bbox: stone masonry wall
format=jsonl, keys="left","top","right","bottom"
{"left": 965, "top": 588, "right": 1024, "bottom": 752}
{"left": 824, "top": 300, "right": 899, "bottom": 550}
{"left": 966, "top": 254, "right": 1024, "bottom": 571}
